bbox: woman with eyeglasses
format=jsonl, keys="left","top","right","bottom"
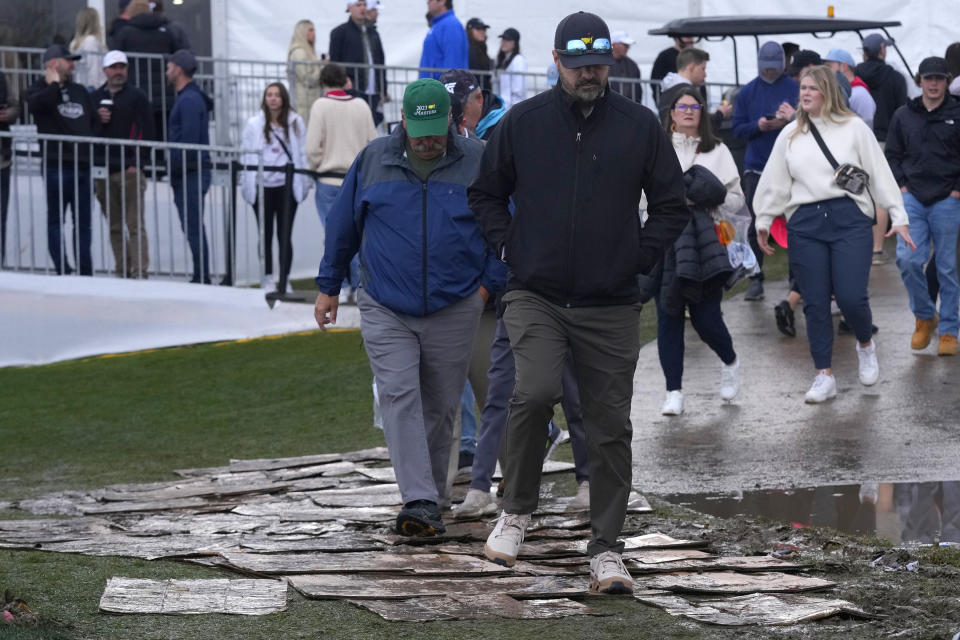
{"left": 496, "top": 28, "right": 527, "bottom": 110}
{"left": 753, "top": 66, "right": 914, "bottom": 403}
{"left": 647, "top": 86, "right": 745, "bottom": 416}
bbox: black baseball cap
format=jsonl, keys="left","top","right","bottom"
{"left": 862, "top": 33, "right": 894, "bottom": 57}
{"left": 466, "top": 17, "right": 490, "bottom": 30}
{"left": 42, "top": 44, "right": 81, "bottom": 64}
{"left": 439, "top": 69, "right": 479, "bottom": 125}
{"left": 165, "top": 49, "right": 197, "bottom": 75}
{"left": 499, "top": 28, "right": 520, "bottom": 42}
{"left": 918, "top": 56, "right": 950, "bottom": 78}
{"left": 554, "top": 12, "right": 613, "bottom": 69}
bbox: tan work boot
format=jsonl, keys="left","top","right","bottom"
{"left": 911, "top": 316, "right": 938, "bottom": 350}
{"left": 938, "top": 334, "right": 958, "bottom": 356}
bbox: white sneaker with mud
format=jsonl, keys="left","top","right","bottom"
{"left": 484, "top": 512, "right": 530, "bottom": 566}
{"left": 856, "top": 340, "right": 879, "bottom": 386}
{"left": 804, "top": 372, "right": 837, "bottom": 404}
{"left": 661, "top": 390, "right": 684, "bottom": 416}
{"left": 589, "top": 551, "right": 634, "bottom": 594}
{"left": 719, "top": 358, "right": 740, "bottom": 401}
{"left": 454, "top": 488, "right": 497, "bottom": 519}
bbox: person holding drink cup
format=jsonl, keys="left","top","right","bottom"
{"left": 92, "top": 50, "right": 154, "bottom": 278}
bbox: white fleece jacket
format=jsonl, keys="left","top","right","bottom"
{"left": 671, "top": 132, "right": 746, "bottom": 221}
{"left": 753, "top": 114, "right": 907, "bottom": 232}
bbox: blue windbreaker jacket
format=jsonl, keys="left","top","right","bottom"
{"left": 419, "top": 10, "right": 468, "bottom": 79}
{"left": 315, "top": 127, "right": 506, "bottom": 316}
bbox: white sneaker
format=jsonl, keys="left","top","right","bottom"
{"left": 589, "top": 551, "right": 634, "bottom": 594}
{"left": 454, "top": 488, "right": 497, "bottom": 519}
{"left": 260, "top": 274, "right": 275, "bottom": 291}
{"left": 567, "top": 480, "right": 590, "bottom": 512}
{"left": 661, "top": 390, "right": 684, "bottom": 416}
{"left": 804, "top": 372, "right": 837, "bottom": 404}
{"left": 856, "top": 340, "right": 879, "bottom": 386}
{"left": 338, "top": 287, "right": 352, "bottom": 305}
{"left": 719, "top": 358, "right": 740, "bottom": 401}
{"left": 483, "top": 512, "right": 530, "bottom": 567}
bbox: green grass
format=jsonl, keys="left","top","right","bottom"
{"left": 0, "top": 253, "right": 792, "bottom": 639}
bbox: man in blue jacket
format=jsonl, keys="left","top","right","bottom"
{"left": 314, "top": 79, "right": 505, "bottom": 537}
{"left": 733, "top": 41, "right": 798, "bottom": 301}
{"left": 419, "top": 0, "right": 468, "bottom": 79}
{"left": 165, "top": 49, "right": 212, "bottom": 284}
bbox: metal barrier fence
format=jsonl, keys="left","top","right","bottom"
{"left": 0, "top": 46, "right": 737, "bottom": 146}
{"left": 0, "top": 130, "right": 267, "bottom": 286}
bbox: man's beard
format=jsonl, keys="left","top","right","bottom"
{"left": 559, "top": 73, "right": 603, "bottom": 104}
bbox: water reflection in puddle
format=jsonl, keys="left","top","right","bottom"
{"left": 660, "top": 481, "right": 960, "bottom": 545}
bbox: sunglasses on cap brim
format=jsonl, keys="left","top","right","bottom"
{"left": 558, "top": 38, "right": 612, "bottom": 55}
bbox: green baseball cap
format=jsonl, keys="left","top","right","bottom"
{"left": 402, "top": 79, "right": 450, "bottom": 138}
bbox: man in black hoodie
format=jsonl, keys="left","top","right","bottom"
{"left": 470, "top": 12, "right": 689, "bottom": 594}
{"left": 887, "top": 56, "right": 960, "bottom": 357}
{"left": 855, "top": 33, "right": 907, "bottom": 144}
{"left": 92, "top": 50, "right": 155, "bottom": 279}
{"left": 27, "top": 45, "right": 98, "bottom": 275}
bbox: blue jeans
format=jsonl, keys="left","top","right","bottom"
{"left": 788, "top": 197, "right": 874, "bottom": 369}
{"left": 46, "top": 166, "right": 93, "bottom": 275}
{"left": 171, "top": 171, "right": 211, "bottom": 283}
{"left": 896, "top": 192, "right": 960, "bottom": 336}
{"left": 315, "top": 181, "right": 359, "bottom": 290}
{"left": 460, "top": 382, "right": 477, "bottom": 455}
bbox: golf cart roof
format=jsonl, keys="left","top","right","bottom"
{"left": 648, "top": 16, "right": 902, "bottom": 38}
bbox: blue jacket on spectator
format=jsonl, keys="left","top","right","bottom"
{"left": 316, "top": 126, "right": 506, "bottom": 316}
{"left": 419, "top": 10, "right": 468, "bottom": 79}
{"left": 732, "top": 74, "right": 798, "bottom": 173}
{"left": 168, "top": 81, "right": 212, "bottom": 176}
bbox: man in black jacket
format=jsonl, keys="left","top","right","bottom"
{"left": 855, "top": 33, "right": 907, "bottom": 144}
{"left": 0, "top": 69, "right": 18, "bottom": 266}
{"left": 329, "top": 0, "right": 387, "bottom": 126}
{"left": 469, "top": 11, "right": 689, "bottom": 595}
{"left": 92, "top": 50, "right": 155, "bottom": 279}
{"left": 887, "top": 56, "right": 960, "bottom": 357}
{"left": 27, "top": 45, "right": 98, "bottom": 276}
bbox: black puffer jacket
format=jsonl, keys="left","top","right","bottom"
{"left": 855, "top": 58, "right": 908, "bottom": 142}
{"left": 885, "top": 95, "right": 960, "bottom": 206}
{"left": 111, "top": 13, "right": 179, "bottom": 111}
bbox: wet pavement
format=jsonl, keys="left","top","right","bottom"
{"left": 629, "top": 261, "right": 960, "bottom": 495}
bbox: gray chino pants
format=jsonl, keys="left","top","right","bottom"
{"left": 501, "top": 289, "right": 641, "bottom": 556}
{"left": 359, "top": 289, "right": 483, "bottom": 506}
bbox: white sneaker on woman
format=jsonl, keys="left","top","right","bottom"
{"left": 804, "top": 372, "right": 837, "bottom": 404}
{"left": 661, "top": 390, "right": 684, "bottom": 416}
{"left": 856, "top": 340, "right": 879, "bottom": 386}
{"left": 719, "top": 358, "right": 740, "bottom": 401}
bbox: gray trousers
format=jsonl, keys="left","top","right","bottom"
{"left": 502, "top": 289, "right": 641, "bottom": 556}
{"left": 359, "top": 289, "right": 483, "bottom": 505}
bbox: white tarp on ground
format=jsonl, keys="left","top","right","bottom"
{"left": 0, "top": 272, "right": 359, "bottom": 368}
{"left": 222, "top": 0, "right": 951, "bottom": 87}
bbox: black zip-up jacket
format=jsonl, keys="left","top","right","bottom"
{"left": 26, "top": 79, "right": 97, "bottom": 167}
{"left": 111, "top": 13, "right": 179, "bottom": 111}
{"left": 468, "top": 85, "right": 691, "bottom": 307}
{"left": 885, "top": 95, "right": 960, "bottom": 206}
{"left": 855, "top": 58, "right": 907, "bottom": 142}
{"left": 91, "top": 82, "right": 156, "bottom": 172}
{"left": 328, "top": 19, "right": 385, "bottom": 95}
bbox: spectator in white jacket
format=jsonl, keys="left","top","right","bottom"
{"left": 241, "top": 82, "right": 312, "bottom": 292}
{"left": 70, "top": 7, "right": 106, "bottom": 90}
{"left": 753, "top": 66, "right": 914, "bottom": 404}
{"left": 496, "top": 28, "right": 527, "bottom": 110}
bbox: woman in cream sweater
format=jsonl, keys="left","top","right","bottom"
{"left": 655, "top": 86, "right": 746, "bottom": 416}
{"left": 754, "top": 65, "right": 915, "bottom": 404}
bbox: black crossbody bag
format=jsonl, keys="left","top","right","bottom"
{"left": 808, "top": 120, "right": 870, "bottom": 196}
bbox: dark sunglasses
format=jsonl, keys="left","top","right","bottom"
{"left": 559, "top": 37, "right": 612, "bottom": 55}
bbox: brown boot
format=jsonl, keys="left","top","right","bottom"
{"left": 938, "top": 334, "right": 958, "bottom": 356}
{"left": 911, "top": 316, "right": 938, "bottom": 350}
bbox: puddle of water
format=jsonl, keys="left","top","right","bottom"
{"left": 659, "top": 481, "right": 960, "bottom": 545}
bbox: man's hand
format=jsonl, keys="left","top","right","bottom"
{"left": 951, "top": 190, "right": 960, "bottom": 199}
{"left": 776, "top": 102, "right": 796, "bottom": 121}
{"left": 44, "top": 65, "right": 61, "bottom": 85}
{"left": 98, "top": 107, "right": 111, "bottom": 124}
{"left": 758, "top": 116, "right": 774, "bottom": 132}
{"left": 314, "top": 293, "right": 339, "bottom": 331}
{"left": 478, "top": 285, "right": 490, "bottom": 305}
{"left": 901, "top": 186, "right": 909, "bottom": 194}
{"left": 757, "top": 228, "right": 776, "bottom": 256}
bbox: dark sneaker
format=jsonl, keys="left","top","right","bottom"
{"left": 396, "top": 500, "right": 445, "bottom": 537}
{"left": 774, "top": 300, "right": 796, "bottom": 337}
{"left": 744, "top": 278, "right": 764, "bottom": 301}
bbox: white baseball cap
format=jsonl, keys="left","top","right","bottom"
{"left": 102, "top": 50, "right": 128, "bottom": 68}
{"left": 367, "top": 0, "right": 382, "bottom": 9}
{"left": 611, "top": 31, "right": 636, "bottom": 46}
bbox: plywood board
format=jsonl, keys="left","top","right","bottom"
{"left": 98, "top": 577, "right": 286, "bottom": 616}
{"left": 289, "top": 574, "right": 587, "bottom": 600}
{"left": 635, "top": 592, "right": 879, "bottom": 626}
{"left": 231, "top": 503, "right": 398, "bottom": 523}
{"left": 639, "top": 571, "right": 835, "bottom": 595}
{"left": 492, "top": 460, "right": 575, "bottom": 479}
{"left": 350, "top": 594, "right": 599, "bottom": 621}
{"left": 622, "top": 533, "right": 707, "bottom": 550}
{"left": 239, "top": 534, "right": 386, "bottom": 553}
{"left": 218, "top": 551, "right": 512, "bottom": 576}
